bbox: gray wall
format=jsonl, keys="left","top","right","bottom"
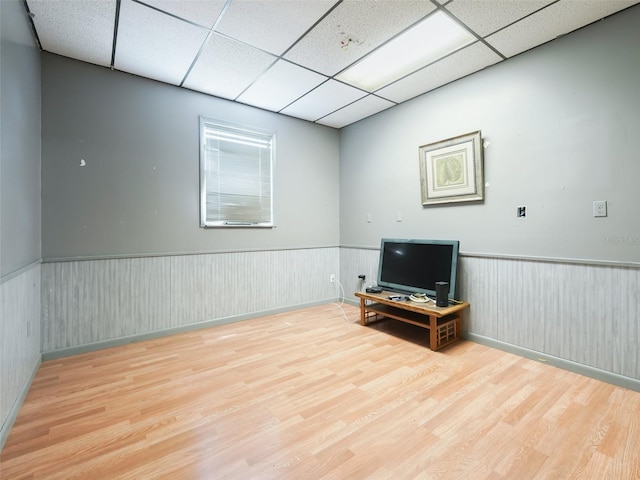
{"left": 1, "top": 0, "right": 41, "bottom": 275}
{"left": 41, "top": 54, "right": 340, "bottom": 260}
{"left": 0, "top": 0, "right": 42, "bottom": 450}
{"left": 339, "top": 5, "right": 640, "bottom": 264}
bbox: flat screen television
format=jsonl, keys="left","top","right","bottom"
{"left": 377, "top": 238, "right": 460, "bottom": 299}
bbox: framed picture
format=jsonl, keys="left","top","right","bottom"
{"left": 419, "top": 130, "right": 484, "bottom": 205}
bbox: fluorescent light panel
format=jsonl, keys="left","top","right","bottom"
{"left": 337, "top": 11, "right": 476, "bottom": 92}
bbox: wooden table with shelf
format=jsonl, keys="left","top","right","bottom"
{"left": 355, "top": 291, "right": 470, "bottom": 351}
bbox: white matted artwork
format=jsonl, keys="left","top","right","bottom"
{"left": 419, "top": 130, "right": 484, "bottom": 205}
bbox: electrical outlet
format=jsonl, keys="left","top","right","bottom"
{"left": 593, "top": 200, "right": 607, "bottom": 217}
{"left": 330, "top": 274, "right": 336, "bottom": 283}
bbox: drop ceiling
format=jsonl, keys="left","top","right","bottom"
{"left": 25, "top": 0, "right": 639, "bottom": 129}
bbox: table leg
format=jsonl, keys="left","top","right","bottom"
{"left": 360, "top": 297, "right": 366, "bottom": 325}
{"left": 429, "top": 315, "right": 438, "bottom": 350}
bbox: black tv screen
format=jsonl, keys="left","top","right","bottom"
{"left": 377, "top": 238, "right": 459, "bottom": 298}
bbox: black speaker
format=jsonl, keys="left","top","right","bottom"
{"left": 435, "top": 281, "right": 449, "bottom": 307}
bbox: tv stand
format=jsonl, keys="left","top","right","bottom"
{"left": 354, "top": 291, "right": 470, "bottom": 351}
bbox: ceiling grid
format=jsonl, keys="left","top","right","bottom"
{"left": 25, "top": 0, "right": 639, "bottom": 128}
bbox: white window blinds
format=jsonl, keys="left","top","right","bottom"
{"left": 200, "top": 117, "right": 274, "bottom": 227}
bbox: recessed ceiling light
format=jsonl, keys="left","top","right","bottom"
{"left": 336, "top": 11, "right": 476, "bottom": 92}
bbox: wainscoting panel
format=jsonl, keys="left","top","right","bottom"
{"left": 41, "top": 248, "right": 339, "bottom": 355}
{"left": 130, "top": 256, "right": 172, "bottom": 332}
{"left": 492, "top": 259, "right": 640, "bottom": 378}
{"left": 1, "top": 264, "right": 41, "bottom": 448}
{"left": 169, "top": 254, "right": 217, "bottom": 329}
{"left": 457, "top": 256, "right": 498, "bottom": 339}
{"left": 42, "top": 259, "right": 133, "bottom": 351}
{"left": 496, "top": 258, "right": 558, "bottom": 353}
{"left": 340, "top": 247, "right": 640, "bottom": 382}
{"left": 339, "top": 247, "right": 380, "bottom": 299}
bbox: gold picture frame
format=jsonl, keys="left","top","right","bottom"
{"left": 419, "top": 130, "right": 484, "bottom": 205}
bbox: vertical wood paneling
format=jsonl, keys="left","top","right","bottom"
{"left": 491, "top": 260, "right": 640, "bottom": 377}
{"left": 497, "top": 259, "right": 559, "bottom": 352}
{"left": 619, "top": 267, "right": 640, "bottom": 379}
{"left": 457, "top": 256, "right": 498, "bottom": 338}
{"left": 130, "top": 256, "right": 172, "bottom": 334}
{"left": 42, "top": 260, "right": 132, "bottom": 351}
{"left": 40, "top": 249, "right": 639, "bottom": 381}
{"left": 1, "top": 265, "right": 41, "bottom": 442}
{"left": 84, "top": 259, "right": 132, "bottom": 345}
{"left": 339, "top": 247, "right": 380, "bottom": 300}
{"left": 560, "top": 264, "right": 602, "bottom": 369}
{"left": 42, "top": 248, "right": 339, "bottom": 354}
{"left": 557, "top": 264, "right": 640, "bottom": 377}
{"left": 42, "top": 261, "right": 76, "bottom": 350}
{"left": 169, "top": 254, "right": 216, "bottom": 328}
{"left": 458, "top": 256, "right": 640, "bottom": 380}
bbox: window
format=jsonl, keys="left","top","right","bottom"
{"left": 200, "top": 117, "right": 275, "bottom": 227}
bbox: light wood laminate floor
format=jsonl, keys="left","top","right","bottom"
{"left": 2, "top": 304, "right": 639, "bottom": 479}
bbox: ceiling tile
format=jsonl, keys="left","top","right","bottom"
{"left": 183, "top": 33, "right": 276, "bottom": 101}
{"left": 27, "top": 0, "right": 116, "bottom": 67}
{"left": 280, "top": 80, "right": 367, "bottom": 122}
{"left": 377, "top": 42, "right": 502, "bottom": 104}
{"left": 284, "top": 0, "right": 437, "bottom": 76}
{"left": 215, "top": 0, "right": 336, "bottom": 56}
{"left": 237, "top": 60, "right": 327, "bottom": 113}
{"left": 25, "top": 0, "right": 640, "bottom": 128}
{"left": 115, "top": 0, "right": 209, "bottom": 85}
{"left": 486, "top": 0, "right": 639, "bottom": 58}
{"left": 444, "top": 0, "right": 554, "bottom": 37}
{"left": 142, "top": 0, "right": 227, "bottom": 29}
{"left": 317, "top": 95, "right": 396, "bottom": 128}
